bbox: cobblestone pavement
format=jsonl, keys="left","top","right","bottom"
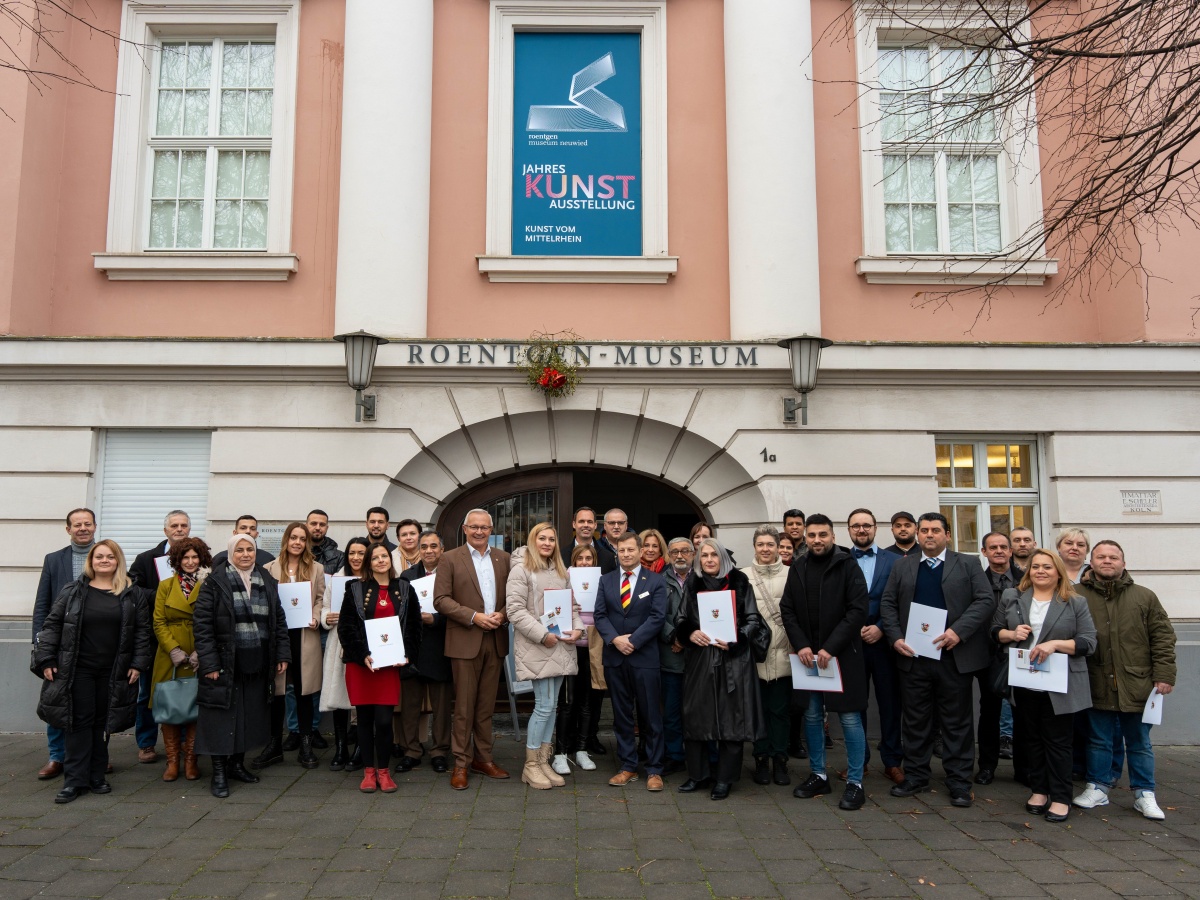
{"left": 0, "top": 730, "right": 1198, "bottom": 898}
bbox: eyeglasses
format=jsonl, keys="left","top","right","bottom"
{"left": 668, "top": 548, "right": 694, "bottom": 556}
{"left": 465, "top": 525, "right": 491, "bottom": 532}
{"left": 848, "top": 524, "right": 876, "bottom": 531}
{"left": 607, "top": 520, "right": 627, "bottom": 527}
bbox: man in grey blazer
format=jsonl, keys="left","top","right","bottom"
{"left": 879, "top": 512, "right": 995, "bottom": 807}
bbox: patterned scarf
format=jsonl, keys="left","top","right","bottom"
{"left": 179, "top": 571, "right": 199, "bottom": 597}
{"left": 225, "top": 564, "right": 270, "bottom": 675}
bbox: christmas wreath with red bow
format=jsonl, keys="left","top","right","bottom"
{"left": 519, "top": 330, "right": 585, "bottom": 399}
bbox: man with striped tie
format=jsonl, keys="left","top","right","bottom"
{"left": 594, "top": 531, "right": 668, "bottom": 791}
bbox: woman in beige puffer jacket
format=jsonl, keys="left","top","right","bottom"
{"left": 507, "top": 523, "right": 584, "bottom": 789}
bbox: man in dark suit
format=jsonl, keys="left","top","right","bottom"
{"left": 594, "top": 531, "right": 668, "bottom": 791}
{"left": 32, "top": 507, "right": 97, "bottom": 779}
{"left": 128, "top": 509, "right": 192, "bottom": 591}
{"left": 880, "top": 512, "right": 995, "bottom": 807}
{"left": 844, "top": 508, "right": 904, "bottom": 785}
{"left": 395, "top": 530, "right": 452, "bottom": 774}
{"left": 433, "top": 509, "right": 511, "bottom": 790}
{"left": 559, "top": 506, "right": 617, "bottom": 574}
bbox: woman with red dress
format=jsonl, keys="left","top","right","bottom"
{"left": 337, "top": 544, "right": 421, "bottom": 793}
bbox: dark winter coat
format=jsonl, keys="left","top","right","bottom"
{"left": 676, "top": 567, "right": 766, "bottom": 742}
{"left": 401, "top": 563, "right": 451, "bottom": 682}
{"left": 779, "top": 546, "right": 870, "bottom": 712}
{"left": 192, "top": 563, "right": 291, "bottom": 710}
{"left": 338, "top": 578, "right": 423, "bottom": 678}
{"left": 32, "top": 577, "right": 153, "bottom": 733}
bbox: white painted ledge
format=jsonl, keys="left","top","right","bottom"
{"left": 855, "top": 256, "right": 1058, "bottom": 286}
{"left": 93, "top": 253, "right": 299, "bottom": 281}
{"left": 476, "top": 255, "right": 678, "bottom": 284}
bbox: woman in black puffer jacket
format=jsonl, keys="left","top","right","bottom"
{"left": 33, "top": 540, "right": 152, "bottom": 804}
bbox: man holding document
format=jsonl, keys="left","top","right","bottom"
{"left": 879, "top": 512, "right": 995, "bottom": 808}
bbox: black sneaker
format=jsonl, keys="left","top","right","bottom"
{"left": 999, "top": 736, "right": 1014, "bottom": 760}
{"left": 839, "top": 783, "right": 866, "bottom": 810}
{"left": 793, "top": 773, "right": 832, "bottom": 799}
{"left": 889, "top": 780, "right": 927, "bottom": 798}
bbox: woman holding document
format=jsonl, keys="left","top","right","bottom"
{"left": 321, "top": 537, "right": 369, "bottom": 771}
{"left": 993, "top": 549, "right": 1096, "bottom": 822}
{"left": 260, "top": 522, "right": 326, "bottom": 770}
{"left": 338, "top": 543, "right": 421, "bottom": 793}
{"left": 676, "top": 538, "right": 766, "bottom": 800}
{"left": 554, "top": 544, "right": 603, "bottom": 773}
{"left": 508, "top": 523, "right": 584, "bottom": 789}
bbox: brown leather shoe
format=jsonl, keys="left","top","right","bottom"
{"left": 470, "top": 760, "right": 510, "bottom": 779}
{"left": 646, "top": 774, "right": 664, "bottom": 792}
{"left": 884, "top": 766, "right": 905, "bottom": 785}
{"left": 609, "top": 770, "right": 638, "bottom": 786}
{"left": 450, "top": 767, "right": 469, "bottom": 790}
{"left": 106, "top": 763, "right": 114, "bottom": 774}
{"left": 37, "top": 760, "right": 63, "bottom": 780}
{"left": 836, "top": 765, "right": 870, "bottom": 782}
{"left": 138, "top": 747, "right": 158, "bottom": 764}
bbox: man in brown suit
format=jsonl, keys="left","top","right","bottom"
{"left": 433, "top": 508, "right": 512, "bottom": 789}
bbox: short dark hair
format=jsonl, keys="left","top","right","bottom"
{"left": 783, "top": 509, "right": 805, "bottom": 522}
{"left": 418, "top": 529, "right": 442, "bottom": 545}
{"left": 168, "top": 537, "right": 213, "bottom": 573}
{"left": 1010, "top": 526, "right": 1035, "bottom": 537}
{"left": 981, "top": 531, "right": 1010, "bottom": 548}
{"left": 307, "top": 509, "right": 329, "bottom": 520}
{"left": 1092, "top": 539, "right": 1124, "bottom": 557}
{"left": 616, "top": 531, "right": 641, "bottom": 548}
{"left": 396, "top": 518, "right": 421, "bottom": 534}
{"left": 918, "top": 512, "right": 950, "bottom": 532}
{"left": 235, "top": 514, "right": 258, "bottom": 527}
{"left": 573, "top": 506, "right": 596, "bottom": 521}
{"left": 846, "top": 508, "right": 876, "bottom": 525}
{"left": 805, "top": 513, "right": 834, "bottom": 529}
{"left": 65, "top": 507, "right": 96, "bottom": 526}
{"left": 366, "top": 507, "right": 389, "bottom": 521}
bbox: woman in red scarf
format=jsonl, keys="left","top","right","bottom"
{"left": 639, "top": 529, "right": 668, "bottom": 573}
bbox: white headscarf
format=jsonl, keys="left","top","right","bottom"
{"left": 227, "top": 534, "right": 257, "bottom": 591}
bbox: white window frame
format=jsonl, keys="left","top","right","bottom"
{"left": 935, "top": 436, "right": 1042, "bottom": 552}
{"left": 854, "top": 2, "right": 1057, "bottom": 286}
{"left": 478, "top": 1, "right": 675, "bottom": 284}
{"left": 95, "top": 0, "right": 300, "bottom": 281}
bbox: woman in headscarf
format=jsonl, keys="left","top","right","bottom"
{"left": 192, "top": 534, "right": 291, "bottom": 799}
{"left": 676, "top": 538, "right": 766, "bottom": 800}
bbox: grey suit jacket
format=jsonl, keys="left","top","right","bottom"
{"left": 34, "top": 546, "right": 76, "bottom": 642}
{"left": 992, "top": 588, "right": 1097, "bottom": 715}
{"left": 879, "top": 549, "right": 996, "bottom": 674}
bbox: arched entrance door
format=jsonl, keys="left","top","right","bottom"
{"left": 439, "top": 467, "right": 706, "bottom": 551}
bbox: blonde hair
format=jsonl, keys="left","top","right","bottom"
{"left": 280, "top": 521, "right": 316, "bottom": 583}
{"left": 1054, "top": 527, "right": 1091, "bottom": 551}
{"left": 639, "top": 528, "right": 668, "bottom": 560}
{"left": 84, "top": 540, "right": 131, "bottom": 594}
{"left": 524, "top": 523, "right": 568, "bottom": 579}
{"left": 1017, "top": 549, "right": 1077, "bottom": 602}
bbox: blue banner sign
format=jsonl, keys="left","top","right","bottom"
{"left": 512, "top": 32, "right": 642, "bottom": 256}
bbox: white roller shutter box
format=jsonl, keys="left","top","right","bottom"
{"left": 98, "top": 430, "right": 212, "bottom": 559}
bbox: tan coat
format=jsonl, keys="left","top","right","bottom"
{"left": 506, "top": 558, "right": 584, "bottom": 682}
{"left": 265, "top": 559, "right": 325, "bottom": 696}
{"left": 743, "top": 562, "right": 792, "bottom": 682}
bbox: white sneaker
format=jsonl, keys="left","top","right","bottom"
{"left": 1073, "top": 783, "right": 1110, "bottom": 808}
{"left": 1134, "top": 791, "right": 1166, "bottom": 820}
{"left": 551, "top": 753, "right": 571, "bottom": 776}
{"left": 574, "top": 750, "right": 597, "bottom": 771}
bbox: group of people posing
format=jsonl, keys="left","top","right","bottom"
{"left": 31, "top": 504, "right": 1176, "bottom": 824}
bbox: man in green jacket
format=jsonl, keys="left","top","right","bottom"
{"left": 1072, "top": 540, "right": 1176, "bottom": 820}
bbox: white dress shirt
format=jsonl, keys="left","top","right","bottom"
{"left": 470, "top": 545, "right": 497, "bottom": 615}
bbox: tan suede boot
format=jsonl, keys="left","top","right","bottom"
{"left": 521, "top": 747, "right": 552, "bottom": 789}
{"left": 161, "top": 724, "right": 181, "bottom": 782}
{"left": 183, "top": 724, "right": 200, "bottom": 780}
{"left": 539, "top": 742, "right": 566, "bottom": 786}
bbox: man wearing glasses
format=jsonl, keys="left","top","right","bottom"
{"left": 600, "top": 509, "right": 630, "bottom": 556}
{"left": 434, "top": 509, "right": 512, "bottom": 790}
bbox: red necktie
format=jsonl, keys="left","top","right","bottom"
{"left": 621, "top": 573, "right": 632, "bottom": 610}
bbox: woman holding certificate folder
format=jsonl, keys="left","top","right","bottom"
{"left": 993, "top": 549, "right": 1096, "bottom": 822}
{"left": 338, "top": 543, "right": 421, "bottom": 793}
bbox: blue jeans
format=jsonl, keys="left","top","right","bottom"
{"left": 661, "top": 671, "right": 685, "bottom": 761}
{"left": 527, "top": 676, "right": 564, "bottom": 750}
{"left": 135, "top": 674, "right": 158, "bottom": 750}
{"left": 804, "top": 693, "right": 866, "bottom": 784}
{"left": 285, "top": 684, "right": 323, "bottom": 732}
{"left": 1000, "top": 698, "right": 1013, "bottom": 739}
{"left": 1088, "top": 710, "right": 1154, "bottom": 793}
{"left": 47, "top": 725, "right": 65, "bottom": 763}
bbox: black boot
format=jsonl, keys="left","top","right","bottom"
{"left": 344, "top": 743, "right": 363, "bottom": 772}
{"left": 753, "top": 755, "right": 771, "bottom": 785}
{"left": 330, "top": 717, "right": 348, "bottom": 771}
{"left": 227, "top": 753, "right": 259, "bottom": 784}
{"left": 281, "top": 731, "right": 301, "bottom": 751}
{"left": 298, "top": 734, "right": 319, "bottom": 769}
{"left": 210, "top": 756, "right": 230, "bottom": 799}
{"left": 251, "top": 736, "right": 283, "bottom": 769}
{"left": 772, "top": 754, "right": 791, "bottom": 786}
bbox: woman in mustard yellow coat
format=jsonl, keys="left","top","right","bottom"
{"left": 151, "top": 537, "right": 211, "bottom": 782}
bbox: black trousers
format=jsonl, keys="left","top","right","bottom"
{"left": 1013, "top": 688, "right": 1074, "bottom": 805}
{"left": 900, "top": 656, "right": 975, "bottom": 792}
{"left": 356, "top": 704, "right": 394, "bottom": 770}
{"left": 973, "top": 669, "right": 1002, "bottom": 770}
{"left": 685, "top": 739, "right": 743, "bottom": 784}
{"left": 270, "top": 693, "right": 313, "bottom": 738}
{"left": 555, "top": 646, "right": 592, "bottom": 754}
{"left": 605, "top": 663, "right": 664, "bottom": 775}
{"left": 64, "top": 669, "right": 111, "bottom": 789}
{"left": 863, "top": 640, "right": 904, "bottom": 768}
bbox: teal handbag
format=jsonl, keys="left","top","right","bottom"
{"left": 152, "top": 667, "right": 199, "bottom": 725}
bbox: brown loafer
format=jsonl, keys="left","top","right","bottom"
{"left": 450, "top": 767, "right": 469, "bottom": 790}
{"left": 884, "top": 766, "right": 906, "bottom": 785}
{"left": 836, "top": 765, "right": 869, "bottom": 782}
{"left": 646, "top": 774, "right": 664, "bottom": 792}
{"left": 37, "top": 760, "right": 63, "bottom": 780}
{"left": 469, "top": 760, "right": 510, "bottom": 779}
{"left": 608, "top": 770, "right": 638, "bottom": 786}
{"left": 137, "top": 747, "right": 158, "bottom": 764}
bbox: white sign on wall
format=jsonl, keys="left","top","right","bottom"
{"left": 1120, "top": 490, "right": 1162, "bottom": 515}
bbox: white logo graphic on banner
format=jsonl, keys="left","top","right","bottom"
{"left": 526, "top": 53, "right": 627, "bottom": 132}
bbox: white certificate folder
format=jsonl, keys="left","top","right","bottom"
{"left": 1008, "top": 648, "right": 1068, "bottom": 693}
{"left": 365, "top": 616, "right": 406, "bottom": 668}
{"left": 697, "top": 590, "right": 737, "bottom": 644}
{"left": 409, "top": 574, "right": 437, "bottom": 614}
{"left": 569, "top": 567, "right": 601, "bottom": 613}
{"left": 789, "top": 655, "right": 844, "bottom": 692}
{"left": 905, "top": 603, "right": 948, "bottom": 660}
{"left": 277, "top": 582, "right": 313, "bottom": 630}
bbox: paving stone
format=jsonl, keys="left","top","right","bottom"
{"left": 705, "top": 869, "right": 782, "bottom": 896}
{"left": 307, "top": 869, "right": 384, "bottom": 897}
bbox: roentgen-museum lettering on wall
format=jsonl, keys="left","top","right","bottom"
{"left": 512, "top": 32, "right": 642, "bottom": 255}
{"left": 399, "top": 343, "right": 766, "bottom": 368}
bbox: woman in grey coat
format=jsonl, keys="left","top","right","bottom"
{"left": 993, "top": 548, "right": 1096, "bottom": 822}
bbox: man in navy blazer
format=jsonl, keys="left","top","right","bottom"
{"left": 594, "top": 531, "right": 668, "bottom": 790}
{"left": 846, "top": 509, "right": 905, "bottom": 785}
{"left": 33, "top": 508, "right": 97, "bottom": 779}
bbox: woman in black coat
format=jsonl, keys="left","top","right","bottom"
{"left": 676, "top": 538, "right": 766, "bottom": 800}
{"left": 193, "top": 535, "right": 291, "bottom": 799}
{"left": 33, "top": 539, "right": 152, "bottom": 804}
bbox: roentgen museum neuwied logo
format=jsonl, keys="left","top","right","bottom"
{"left": 526, "top": 53, "right": 627, "bottom": 132}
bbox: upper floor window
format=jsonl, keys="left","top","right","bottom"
{"left": 936, "top": 438, "right": 1040, "bottom": 553}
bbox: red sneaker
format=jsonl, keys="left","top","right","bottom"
{"left": 359, "top": 767, "right": 377, "bottom": 793}
{"left": 377, "top": 768, "right": 398, "bottom": 793}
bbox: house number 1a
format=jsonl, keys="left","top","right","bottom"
{"left": 760, "top": 448, "right": 777, "bottom": 462}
